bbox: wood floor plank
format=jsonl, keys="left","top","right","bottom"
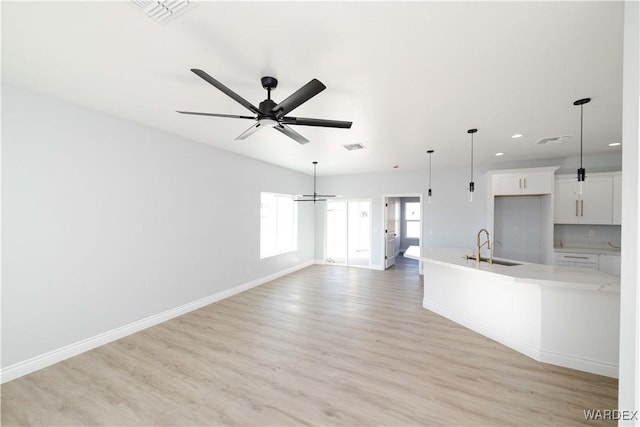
{"left": 1, "top": 259, "right": 618, "bottom": 426}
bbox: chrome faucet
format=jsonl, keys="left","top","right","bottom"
{"left": 476, "top": 228, "right": 491, "bottom": 263}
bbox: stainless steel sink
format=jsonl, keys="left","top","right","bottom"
{"left": 463, "top": 255, "right": 522, "bottom": 267}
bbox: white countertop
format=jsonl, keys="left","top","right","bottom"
{"left": 405, "top": 246, "right": 620, "bottom": 292}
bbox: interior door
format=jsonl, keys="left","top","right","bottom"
{"left": 385, "top": 199, "right": 397, "bottom": 268}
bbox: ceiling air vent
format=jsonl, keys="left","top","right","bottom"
{"left": 536, "top": 135, "right": 571, "bottom": 145}
{"left": 130, "top": 0, "right": 191, "bottom": 23}
{"left": 343, "top": 143, "right": 366, "bottom": 151}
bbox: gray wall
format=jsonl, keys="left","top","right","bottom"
{"left": 2, "top": 84, "right": 315, "bottom": 368}
{"left": 315, "top": 167, "right": 489, "bottom": 269}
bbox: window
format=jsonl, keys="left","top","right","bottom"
{"left": 404, "top": 202, "right": 421, "bottom": 239}
{"left": 260, "top": 192, "right": 298, "bottom": 258}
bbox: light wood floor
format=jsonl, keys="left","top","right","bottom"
{"left": 1, "top": 258, "right": 617, "bottom": 426}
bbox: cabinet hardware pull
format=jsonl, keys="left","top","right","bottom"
{"left": 524, "top": 178, "right": 527, "bottom": 189}
{"left": 575, "top": 200, "right": 579, "bottom": 216}
{"left": 518, "top": 178, "right": 522, "bottom": 189}
{"left": 565, "top": 256, "right": 589, "bottom": 259}
{"left": 581, "top": 200, "right": 584, "bottom": 216}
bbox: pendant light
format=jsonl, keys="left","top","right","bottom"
{"left": 574, "top": 98, "right": 591, "bottom": 196}
{"left": 295, "top": 161, "right": 337, "bottom": 203}
{"left": 427, "top": 150, "right": 434, "bottom": 204}
{"left": 468, "top": 129, "right": 477, "bottom": 202}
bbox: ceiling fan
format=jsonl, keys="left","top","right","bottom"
{"left": 295, "top": 162, "right": 337, "bottom": 203}
{"left": 177, "top": 69, "right": 353, "bottom": 145}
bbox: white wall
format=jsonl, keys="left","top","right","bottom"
{"left": 619, "top": 0, "right": 640, "bottom": 421}
{"left": 1, "top": 84, "right": 315, "bottom": 370}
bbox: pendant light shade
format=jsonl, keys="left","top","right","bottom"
{"left": 427, "top": 150, "right": 434, "bottom": 204}
{"left": 468, "top": 129, "right": 477, "bottom": 202}
{"left": 574, "top": 98, "right": 591, "bottom": 196}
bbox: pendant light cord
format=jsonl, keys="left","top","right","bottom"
{"left": 313, "top": 162, "right": 317, "bottom": 198}
{"left": 470, "top": 133, "right": 474, "bottom": 182}
{"left": 580, "top": 104, "right": 584, "bottom": 169}
{"left": 429, "top": 153, "right": 432, "bottom": 188}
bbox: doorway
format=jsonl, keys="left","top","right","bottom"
{"left": 383, "top": 194, "right": 423, "bottom": 269}
{"left": 326, "top": 200, "right": 371, "bottom": 267}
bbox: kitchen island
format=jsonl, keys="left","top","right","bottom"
{"left": 405, "top": 246, "right": 620, "bottom": 378}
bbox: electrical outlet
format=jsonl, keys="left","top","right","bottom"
{"left": 588, "top": 229, "right": 595, "bottom": 237}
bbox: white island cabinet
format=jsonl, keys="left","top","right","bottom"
{"left": 405, "top": 246, "right": 620, "bottom": 378}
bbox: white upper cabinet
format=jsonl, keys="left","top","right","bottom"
{"left": 554, "top": 172, "right": 618, "bottom": 225}
{"left": 490, "top": 168, "right": 555, "bottom": 196}
{"left": 613, "top": 173, "right": 622, "bottom": 225}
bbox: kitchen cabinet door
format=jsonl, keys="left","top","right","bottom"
{"left": 613, "top": 174, "right": 622, "bottom": 225}
{"left": 554, "top": 178, "right": 580, "bottom": 224}
{"left": 494, "top": 172, "right": 553, "bottom": 195}
{"left": 554, "top": 174, "right": 614, "bottom": 224}
{"left": 599, "top": 255, "right": 621, "bottom": 277}
{"left": 580, "top": 176, "right": 613, "bottom": 224}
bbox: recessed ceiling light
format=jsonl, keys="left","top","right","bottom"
{"left": 495, "top": 152, "right": 504, "bottom": 156}
{"left": 511, "top": 134, "right": 524, "bottom": 139}
{"left": 608, "top": 142, "right": 621, "bottom": 147}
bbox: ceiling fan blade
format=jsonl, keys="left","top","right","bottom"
{"left": 176, "top": 111, "right": 255, "bottom": 120}
{"left": 272, "top": 79, "right": 326, "bottom": 118}
{"left": 191, "top": 69, "right": 260, "bottom": 115}
{"left": 235, "top": 122, "right": 264, "bottom": 140}
{"left": 295, "top": 198, "right": 327, "bottom": 202}
{"left": 274, "top": 124, "right": 309, "bottom": 145}
{"left": 281, "top": 116, "right": 352, "bottom": 129}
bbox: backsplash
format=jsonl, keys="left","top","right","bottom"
{"left": 554, "top": 224, "right": 621, "bottom": 250}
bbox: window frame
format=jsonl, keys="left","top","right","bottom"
{"left": 404, "top": 201, "right": 421, "bottom": 239}
{"left": 260, "top": 192, "right": 298, "bottom": 259}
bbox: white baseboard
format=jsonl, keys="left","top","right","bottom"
{"left": 0, "top": 260, "right": 313, "bottom": 384}
{"left": 540, "top": 349, "right": 618, "bottom": 378}
{"left": 370, "top": 264, "right": 385, "bottom": 271}
{"left": 314, "top": 259, "right": 325, "bottom": 265}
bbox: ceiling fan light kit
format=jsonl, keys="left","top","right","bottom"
{"left": 177, "top": 69, "right": 353, "bottom": 145}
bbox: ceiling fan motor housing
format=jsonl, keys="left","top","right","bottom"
{"left": 258, "top": 99, "right": 278, "bottom": 118}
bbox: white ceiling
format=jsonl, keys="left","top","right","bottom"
{"left": 1, "top": 1, "right": 624, "bottom": 176}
